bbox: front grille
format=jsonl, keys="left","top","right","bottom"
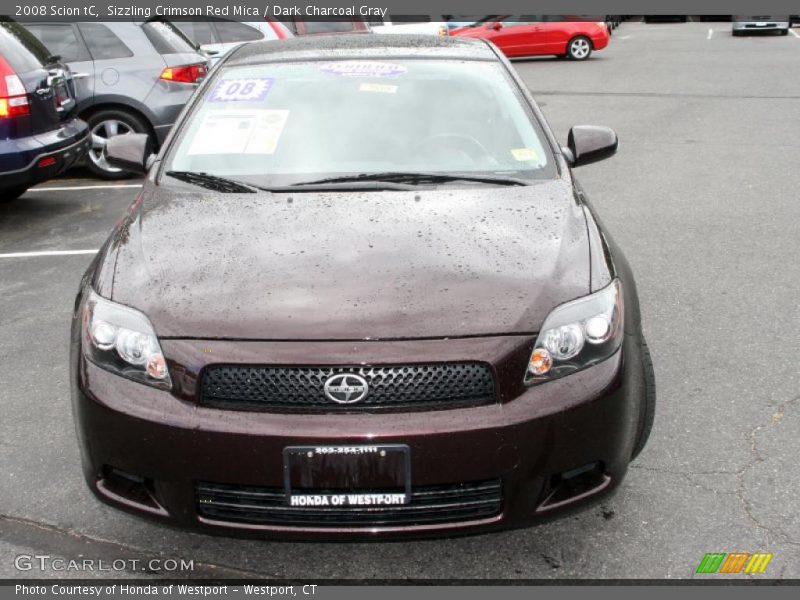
{"left": 196, "top": 479, "right": 502, "bottom": 527}
{"left": 200, "top": 363, "right": 495, "bottom": 411}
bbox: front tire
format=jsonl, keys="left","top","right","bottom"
{"left": 780, "top": 28, "right": 789, "bottom": 35}
{"left": 567, "top": 36, "right": 593, "bottom": 60}
{"left": 85, "top": 109, "right": 149, "bottom": 180}
{"left": 631, "top": 340, "right": 657, "bottom": 459}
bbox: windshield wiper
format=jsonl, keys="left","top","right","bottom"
{"left": 292, "top": 172, "right": 531, "bottom": 188}
{"left": 165, "top": 171, "right": 261, "bottom": 194}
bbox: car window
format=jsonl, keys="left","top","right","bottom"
{"left": 142, "top": 21, "right": 198, "bottom": 54}
{"left": 501, "top": 16, "right": 541, "bottom": 26}
{"left": 215, "top": 21, "right": 267, "bottom": 43}
{"left": 77, "top": 24, "right": 133, "bottom": 60}
{"left": 24, "top": 24, "right": 90, "bottom": 63}
{"left": 0, "top": 20, "right": 51, "bottom": 71}
{"left": 166, "top": 60, "right": 556, "bottom": 185}
{"left": 172, "top": 21, "right": 217, "bottom": 46}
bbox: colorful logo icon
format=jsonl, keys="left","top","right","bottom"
{"left": 696, "top": 552, "right": 773, "bottom": 574}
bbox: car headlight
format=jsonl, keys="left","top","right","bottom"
{"left": 82, "top": 289, "right": 171, "bottom": 390}
{"left": 524, "top": 279, "right": 623, "bottom": 385}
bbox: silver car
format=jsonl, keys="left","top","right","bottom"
{"left": 24, "top": 20, "right": 210, "bottom": 178}
{"left": 732, "top": 16, "right": 791, "bottom": 36}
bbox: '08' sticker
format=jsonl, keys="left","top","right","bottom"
{"left": 208, "top": 78, "right": 274, "bottom": 102}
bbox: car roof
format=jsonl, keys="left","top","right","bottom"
{"left": 225, "top": 34, "right": 497, "bottom": 66}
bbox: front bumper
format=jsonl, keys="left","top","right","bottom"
{"left": 733, "top": 21, "right": 790, "bottom": 30}
{"left": 72, "top": 334, "right": 643, "bottom": 540}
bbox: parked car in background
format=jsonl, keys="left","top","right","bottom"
{"left": 278, "top": 17, "right": 371, "bottom": 36}
{"left": 732, "top": 16, "right": 791, "bottom": 35}
{"left": 1, "top": 18, "right": 89, "bottom": 201}
{"left": 368, "top": 17, "right": 448, "bottom": 36}
{"left": 791, "top": 15, "right": 800, "bottom": 25}
{"left": 451, "top": 16, "right": 609, "bottom": 61}
{"left": 171, "top": 18, "right": 293, "bottom": 66}
{"left": 23, "top": 19, "right": 209, "bottom": 179}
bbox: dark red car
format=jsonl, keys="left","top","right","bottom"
{"left": 71, "top": 35, "right": 654, "bottom": 540}
{"left": 451, "top": 15, "right": 610, "bottom": 60}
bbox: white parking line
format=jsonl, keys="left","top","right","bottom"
{"left": 0, "top": 249, "right": 98, "bottom": 259}
{"left": 27, "top": 184, "right": 141, "bottom": 192}
{"left": 707, "top": 29, "right": 714, "bottom": 39}
{"left": 790, "top": 29, "right": 800, "bottom": 38}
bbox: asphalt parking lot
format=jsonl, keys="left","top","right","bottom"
{"left": 1, "top": 20, "right": 799, "bottom": 579}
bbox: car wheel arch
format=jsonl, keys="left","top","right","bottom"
{"left": 81, "top": 103, "right": 158, "bottom": 145}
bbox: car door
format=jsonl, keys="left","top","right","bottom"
{"left": 486, "top": 16, "right": 547, "bottom": 57}
{"left": 76, "top": 23, "right": 151, "bottom": 107}
{"left": 542, "top": 16, "right": 582, "bottom": 55}
{"left": 22, "top": 23, "right": 94, "bottom": 111}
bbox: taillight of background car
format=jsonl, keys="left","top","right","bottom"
{"left": 0, "top": 54, "right": 30, "bottom": 117}
{"left": 159, "top": 63, "right": 207, "bottom": 84}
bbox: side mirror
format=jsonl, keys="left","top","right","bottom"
{"left": 562, "top": 125, "right": 618, "bottom": 168}
{"left": 490, "top": 22, "right": 504, "bottom": 31}
{"left": 104, "top": 133, "right": 155, "bottom": 175}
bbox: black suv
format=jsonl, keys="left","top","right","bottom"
{"left": 0, "top": 18, "right": 89, "bottom": 201}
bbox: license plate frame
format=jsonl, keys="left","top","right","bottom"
{"left": 282, "top": 444, "right": 411, "bottom": 508}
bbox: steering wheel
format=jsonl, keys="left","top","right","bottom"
{"left": 412, "top": 133, "right": 492, "bottom": 164}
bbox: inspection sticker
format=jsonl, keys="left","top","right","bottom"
{"left": 511, "top": 148, "right": 540, "bottom": 162}
{"left": 359, "top": 82, "right": 398, "bottom": 94}
{"left": 208, "top": 78, "right": 274, "bottom": 102}
{"left": 320, "top": 61, "right": 407, "bottom": 78}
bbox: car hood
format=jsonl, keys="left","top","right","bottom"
{"left": 110, "top": 180, "right": 590, "bottom": 340}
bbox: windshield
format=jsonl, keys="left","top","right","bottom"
{"left": 165, "top": 59, "right": 556, "bottom": 187}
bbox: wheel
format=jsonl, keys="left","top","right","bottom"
{"left": 85, "top": 108, "right": 150, "bottom": 180}
{"left": 732, "top": 29, "right": 742, "bottom": 36}
{"left": 780, "top": 28, "right": 789, "bottom": 36}
{"left": 567, "top": 36, "right": 593, "bottom": 60}
{"left": 631, "top": 339, "right": 656, "bottom": 460}
{"left": 1, "top": 186, "right": 28, "bottom": 202}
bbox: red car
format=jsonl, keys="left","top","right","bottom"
{"left": 451, "top": 15, "right": 609, "bottom": 60}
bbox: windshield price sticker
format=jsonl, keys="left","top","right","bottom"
{"left": 187, "top": 109, "right": 289, "bottom": 156}
{"left": 359, "top": 82, "right": 398, "bottom": 94}
{"left": 208, "top": 78, "right": 274, "bottom": 103}
{"left": 320, "top": 61, "right": 408, "bottom": 78}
